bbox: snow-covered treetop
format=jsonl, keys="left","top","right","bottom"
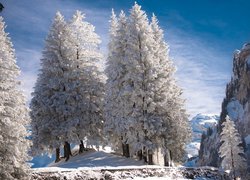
{"left": 0, "top": 16, "right": 20, "bottom": 78}
{"left": 69, "top": 10, "right": 101, "bottom": 47}
{"left": 109, "top": 9, "right": 118, "bottom": 39}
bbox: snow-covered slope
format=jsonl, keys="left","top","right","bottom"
{"left": 32, "top": 150, "right": 229, "bottom": 179}
{"left": 186, "top": 114, "right": 219, "bottom": 158}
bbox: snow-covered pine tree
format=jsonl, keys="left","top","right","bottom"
{"left": 118, "top": 3, "right": 158, "bottom": 160}
{"left": 0, "top": 16, "right": 31, "bottom": 180}
{"left": 219, "top": 116, "right": 247, "bottom": 179}
{"left": 111, "top": 3, "right": 190, "bottom": 164}
{"left": 65, "top": 11, "right": 105, "bottom": 149}
{"left": 31, "top": 11, "right": 105, "bottom": 161}
{"left": 149, "top": 12, "right": 191, "bottom": 164}
{"left": 104, "top": 9, "right": 120, "bottom": 151}
{"left": 104, "top": 10, "right": 131, "bottom": 157}
{"left": 30, "top": 12, "right": 68, "bottom": 162}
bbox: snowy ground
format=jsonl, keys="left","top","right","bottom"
{"left": 48, "top": 150, "right": 145, "bottom": 169}
{"left": 32, "top": 150, "right": 228, "bottom": 179}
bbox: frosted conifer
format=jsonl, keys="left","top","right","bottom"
{"left": 219, "top": 116, "right": 247, "bottom": 179}
{"left": 66, "top": 11, "right": 105, "bottom": 147}
{"left": 104, "top": 10, "right": 130, "bottom": 154}
{"left": 151, "top": 14, "right": 191, "bottom": 162}
{"left": 0, "top": 16, "right": 30, "bottom": 180}
{"left": 30, "top": 12, "right": 68, "bottom": 158}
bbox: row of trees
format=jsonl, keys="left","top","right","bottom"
{"left": 104, "top": 4, "right": 191, "bottom": 163}
{"left": 30, "top": 3, "right": 191, "bottom": 164}
{"left": 0, "top": 3, "right": 191, "bottom": 179}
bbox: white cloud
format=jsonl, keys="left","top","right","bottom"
{"left": 166, "top": 27, "right": 231, "bottom": 117}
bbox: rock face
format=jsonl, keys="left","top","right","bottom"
{"left": 198, "top": 43, "right": 250, "bottom": 167}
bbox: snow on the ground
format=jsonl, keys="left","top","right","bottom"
{"left": 31, "top": 150, "right": 228, "bottom": 179}
{"left": 48, "top": 150, "right": 145, "bottom": 169}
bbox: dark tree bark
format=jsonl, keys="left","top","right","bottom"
{"left": 143, "top": 146, "right": 147, "bottom": 163}
{"left": 148, "top": 149, "right": 153, "bottom": 165}
{"left": 122, "top": 143, "right": 126, "bottom": 156}
{"left": 79, "top": 140, "right": 85, "bottom": 154}
{"left": 164, "top": 154, "right": 168, "bottom": 166}
{"left": 137, "top": 150, "right": 143, "bottom": 160}
{"left": 64, "top": 141, "right": 72, "bottom": 161}
{"left": 125, "top": 144, "right": 130, "bottom": 158}
{"left": 55, "top": 148, "right": 60, "bottom": 163}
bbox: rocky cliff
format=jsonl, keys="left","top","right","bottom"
{"left": 198, "top": 43, "right": 250, "bottom": 167}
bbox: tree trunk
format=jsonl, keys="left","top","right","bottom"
{"left": 231, "top": 148, "right": 236, "bottom": 180}
{"left": 148, "top": 149, "right": 153, "bottom": 165}
{"left": 64, "top": 141, "right": 72, "bottom": 161}
{"left": 143, "top": 146, "right": 147, "bottom": 163}
{"left": 122, "top": 143, "right": 126, "bottom": 156}
{"left": 55, "top": 148, "right": 60, "bottom": 163}
{"left": 164, "top": 149, "right": 171, "bottom": 166}
{"left": 137, "top": 150, "right": 143, "bottom": 160}
{"left": 125, "top": 144, "right": 130, "bottom": 158}
{"left": 79, "top": 140, "right": 85, "bottom": 154}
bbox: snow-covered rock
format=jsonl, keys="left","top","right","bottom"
{"left": 31, "top": 166, "right": 229, "bottom": 180}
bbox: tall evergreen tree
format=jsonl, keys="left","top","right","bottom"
{"left": 104, "top": 10, "right": 130, "bottom": 156}
{"left": 0, "top": 16, "right": 30, "bottom": 180}
{"left": 30, "top": 12, "right": 68, "bottom": 161}
{"left": 150, "top": 13, "right": 191, "bottom": 163}
{"left": 66, "top": 11, "right": 105, "bottom": 148}
{"left": 104, "top": 9, "right": 119, "bottom": 149}
{"left": 219, "top": 116, "right": 247, "bottom": 179}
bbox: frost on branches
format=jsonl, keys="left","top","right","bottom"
{"left": 30, "top": 11, "right": 105, "bottom": 160}
{"left": 104, "top": 10, "right": 130, "bottom": 155}
{"left": 219, "top": 116, "right": 247, "bottom": 179}
{"left": 0, "top": 17, "right": 31, "bottom": 180}
{"left": 104, "top": 3, "right": 191, "bottom": 164}
{"left": 66, "top": 11, "right": 105, "bottom": 147}
{"left": 30, "top": 12, "right": 68, "bottom": 156}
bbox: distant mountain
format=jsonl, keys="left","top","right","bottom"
{"left": 186, "top": 114, "right": 219, "bottom": 159}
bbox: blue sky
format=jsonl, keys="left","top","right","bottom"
{"left": 1, "top": 0, "right": 250, "bottom": 117}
